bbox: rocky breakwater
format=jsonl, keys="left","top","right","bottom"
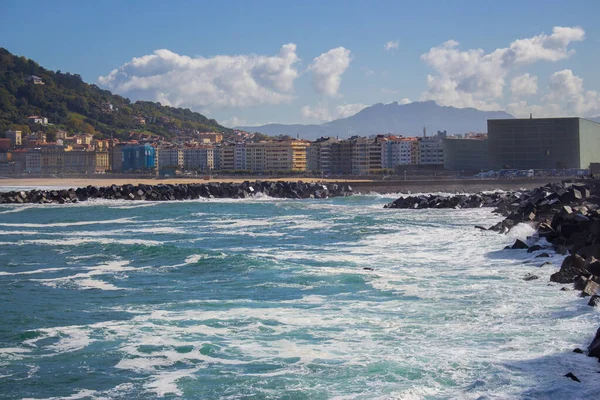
{"left": 386, "top": 180, "right": 600, "bottom": 378}
{"left": 0, "top": 181, "right": 353, "bottom": 204}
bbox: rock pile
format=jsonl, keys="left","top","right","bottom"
{"left": 0, "top": 181, "right": 353, "bottom": 204}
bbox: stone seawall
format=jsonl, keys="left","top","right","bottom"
{"left": 350, "top": 177, "right": 568, "bottom": 194}
{"left": 0, "top": 181, "right": 353, "bottom": 204}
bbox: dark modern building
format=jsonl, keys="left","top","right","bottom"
{"left": 443, "top": 137, "right": 489, "bottom": 171}
{"left": 488, "top": 117, "right": 600, "bottom": 170}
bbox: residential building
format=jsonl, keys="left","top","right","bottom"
{"left": 244, "top": 142, "right": 265, "bottom": 172}
{"left": 64, "top": 151, "right": 96, "bottom": 174}
{"left": 27, "top": 116, "right": 48, "bottom": 126}
{"left": 219, "top": 143, "right": 236, "bottom": 171}
{"left": 198, "top": 133, "right": 223, "bottom": 143}
{"left": 158, "top": 147, "right": 184, "bottom": 168}
{"left": 110, "top": 144, "right": 125, "bottom": 172}
{"left": 122, "top": 144, "right": 156, "bottom": 171}
{"left": 27, "top": 75, "right": 44, "bottom": 85}
{"left": 40, "top": 146, "right": 65, "bottom": 174}
{"left": 418, "top": 137, "right": 444, "bottom": 165}
{"left": 443, "top": 136, "right": 489, "bottom": 171}
{"left": 234, "top": 143, "right": 246, "bottom": 170}
{"left": 263, "top": 140, "right": 309, "bottom": 172}
{"left": 183, "top": 147, "right": 214, "bottom": 171}
{"left": 381, "top": 136, "right": 418, "bottom": 169}
{"left": 488, "top": 117, "right": 600, "bottom": 170}
{"left": 5, "top": 130, "right": 22, "bottom": 146}
{"left": 25, "top": 151, "right": 41, "bottom": 173}
{"left": 329, "top": 140, "right": 353, "bottom": 174}
{"left": 307, "top": 137, "right": 337, "bottom": 173}
{"left": 95, "top": 151, "right": 110, "bottom": 173}
{"left": 0, "top": 138, "right": 11, "bottom": 150}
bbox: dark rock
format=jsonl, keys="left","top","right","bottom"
{"left": 573, "top": 348, "right": 584, "bottom": 354}
{"left": 588, "top": 327, "right": 600, "bottom": 358}
{"left": 582, "top": 279, "right": 600, "bottom": 297}
{"left": 527, "top": 245, "right": 543, "bottom": 253}
{"left": 535, "top": 253, "right": 551, "bottom": 258}
{"left": 564, "top": 372, "right": 581, "bottom": 382}
{"left": 362, "top": 267, "right": 374, "bottom": 271}
{"left": 510, "top": 239, "right": 529, "bottom": 250}
{"left": 588, "top": 295, "right": 600, "bottom": 307}
{"left": 550, "top": 255, "right": 587, "bottom": 283}
{"left": 523, "top": 273, "right": 539, "bottom": 281}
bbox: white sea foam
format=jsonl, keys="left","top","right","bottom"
{"left": 0, "top": 217, "right": 135, "bottom": 228}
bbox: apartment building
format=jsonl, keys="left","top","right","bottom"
{"left": 418, "top": 137, "right": 444, "bottom": 165}
{"left": 183, "top": 147, "right": 214, "bottom": 171}
{"left": 5, "top": 130, "right": 22, "bottom": 146}
{"left": 307, "top": 137, "right": 337, "bottom": 174}
{"left": 158, "top": 147, "right": 184, "bottom": 168}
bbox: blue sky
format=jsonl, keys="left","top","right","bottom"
{"left": 2, "top": 0, "right": 600, "bottom": 127}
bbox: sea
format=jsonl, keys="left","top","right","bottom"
{"left": 1, "top": 188, "right": 600, "bottom": 399}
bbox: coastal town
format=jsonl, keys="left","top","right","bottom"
{"left": 3, "top": 116, "right": 600, "bottom": 177}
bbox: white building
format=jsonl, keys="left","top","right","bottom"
{"left": 418, "top": 137, "right": 444, "bottom": 165}
{"left": 381, "top": 137, "right": 418, "bottom": 168}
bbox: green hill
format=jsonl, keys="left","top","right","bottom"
{"left": 0, "top": 47, "right": 233, "bottom": 139}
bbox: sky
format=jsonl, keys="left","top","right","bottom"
{"left": 2, "top": 0, "right": 600, "bottom": 127}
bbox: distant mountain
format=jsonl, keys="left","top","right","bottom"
{"left": 0, "top": 48, "right": 232, "bottom": 139}
{"left": 238, "top": 101, "right": 514, "bottom": 140}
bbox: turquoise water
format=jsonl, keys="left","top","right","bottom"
{"left": 0, "top": 194, "right": 599, "bottom": 399}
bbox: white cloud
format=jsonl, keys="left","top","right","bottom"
{"left": 385, "top": 40, "right": 399, "bottom": 51}
{"left": 420, "top": 26, "right": 585, "bottom": 110}
{"left": 546, "top": 69, "right": 600, "bottom": 116}
{"left": 220, "top": 116, "right": 247, "bottom": 127}
{"left": 399, "top": 98, "right": 411, "bottom": 105}
{"left": 510, "top": 73, "right": 538, "bottom": 97}
{"left": 308, "top": 47, "right": 351, "bottom": 96}
{"left": 97, "top": 44, "right": 300, "bottom": 109}
{"left": 301, "top": 105, "right": 332, "bottom": 122}
{"left": 301, "top": 103, "right": 367, "bottom": 122}
{"left": 506, "top": 69, "right": 600, "bottom": 118}
{"left": 334, "top": 103, "right": 367, "bottom": 118}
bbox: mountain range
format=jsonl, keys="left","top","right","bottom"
{"left": 237, "top": 101, "right": 515, "bottom": 140}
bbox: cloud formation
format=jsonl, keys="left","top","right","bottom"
{"left": 301, "top": 103, "right": 367, "bottom": 122}
{"left": 510, "top": 73, "right": 538, "bottom": 97}
{"left": 98, "top": 44, "right": 300, "bottom": 109}
{"left": 308, "top": 47, "right": 351, "bottom": 96}
{"left": 385, "top": 40, "right": 399, "bottom": 51}
{"left": 507, "top": 69, "right": 600, "bottom": 118}
{"left": 420, "top": 26, "right": 585, "bottom": 110}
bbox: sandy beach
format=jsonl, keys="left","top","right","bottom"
{"left": 0, "top": 177, "right": 371, "bottom": 188}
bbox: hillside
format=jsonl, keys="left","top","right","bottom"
{"left": 238, "top": 101, "right": 515, "bottom": 140}
{"left": 0, "top": 48, "right": 232, "bottom": 139}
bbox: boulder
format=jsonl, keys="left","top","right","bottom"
{"left": 588, "top": 295, "right": 600, "bottom": 307}
{"left": 523, "top": 273, "right": 539, "bottom": 281}
{"left": 510, "top": 239, "right": 529, "bottom": 250}
{"left": 581, "top": 279, "right": 600, "bottom": 297}
{"left": 564, "top": 372, "right": 581, "bottom": 382}
{"left": 550, "top": 255, "right": 587, "bottom": 283}
{"left": 587, "top": 327, "right": 600, "bottom": 358}
{"left": 527, "top": 245, "right": 543, "bottom": 253}
{"left": 535, "top": 253, "right": 551, "bottom": 258}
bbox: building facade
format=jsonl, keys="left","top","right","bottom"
{"left": 443, "top": 136, "right": 489, "bottom": 171}
{"left": 122, "top": 144, "right": 156, "bottom": 172}
{"left": 488, "top": 117, "right": 600, "bottom": 170}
